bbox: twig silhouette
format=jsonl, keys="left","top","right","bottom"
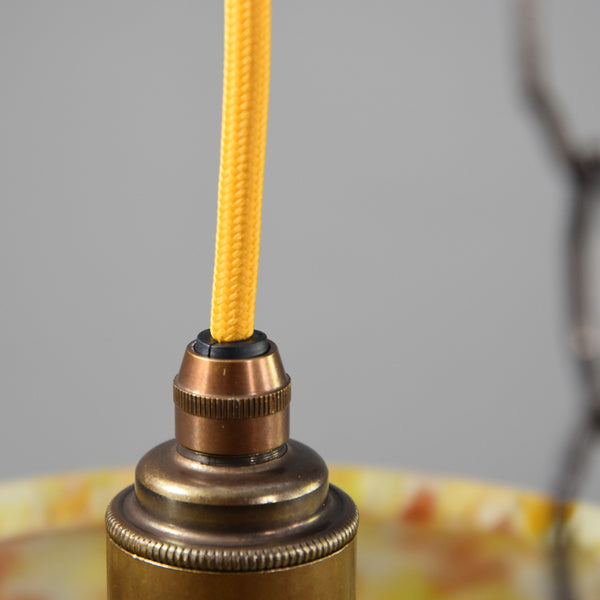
{"left": 517, "top": 1, "right": 600, "bottom": 599}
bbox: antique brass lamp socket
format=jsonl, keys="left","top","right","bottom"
{"left": 106, "top": 331, "right": 358, "bottom": 599}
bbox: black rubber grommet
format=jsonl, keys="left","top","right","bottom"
{"left": 193, "top": 329, "right": 270, "bottom": 359}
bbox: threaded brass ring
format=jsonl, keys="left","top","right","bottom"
{"left": 106, "top": 487, "right": 358, "bottom": 572}
{"left": 173, "top": 380, "right": 291, "bottom": 419}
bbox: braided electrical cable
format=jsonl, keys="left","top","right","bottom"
{"left": 210, "top": 0, "right": 271, "bottom": 342}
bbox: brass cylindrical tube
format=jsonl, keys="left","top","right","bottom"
{"left": 107, "top": 538, "right": 356, "bottom": 600}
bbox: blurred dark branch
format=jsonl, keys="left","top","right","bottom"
{"left": 517, "top": 1, "right": 600, "bottom": 599}
{"left": 518, "top": 0, "right": 577, "bottom": 171}
{"left": 552, "top": 417, "right": 594, "bottom": 600}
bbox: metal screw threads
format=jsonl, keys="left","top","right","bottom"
{"left": 106, "top": 333, "right": 358, "bottom": 600}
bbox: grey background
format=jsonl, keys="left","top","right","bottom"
{"left": 1, "top": 1, "right": 599, "bottom": 498}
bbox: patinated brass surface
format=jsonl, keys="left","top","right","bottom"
{"left": 175, "top": 405, "right": 289, "bottom": 455}
{"left": 107, "top": 537, "right": 356, "bottom": 600}
{"left": 133, "top": 440, "right": 328, "bottom": 533}
{"left": 106, "top": 440, "right": 358, "bottom": 569}
{"left": 107, "top": 338, "right": 358, "bottom": 598}
{"left": 174, "top": 341, "right": 288, "bottom": 398}
{"left": 173, "top": 341, "right": 291, "bottom": 455}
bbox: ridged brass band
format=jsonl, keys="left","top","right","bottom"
{"left": 173, "top": 380, "right": 291, "bottom": 419}
{"left": 107, "top": 537, "right": 356, "bottom": 600}
{"left": 106, "top": 494, "right": 358, "bottom": 572}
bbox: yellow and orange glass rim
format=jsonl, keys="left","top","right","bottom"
{"left": 2, "top": 467, "right": 600, "bottom": 599}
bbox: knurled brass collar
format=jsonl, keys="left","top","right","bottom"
{"left": 173, "top": 341, "right": 291, "bottom": 455}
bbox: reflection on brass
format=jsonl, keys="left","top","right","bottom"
{"left": 175, "top": 405, "right": 289, "bottom": 455}
{"left": 107, "top": 337, "right": 358, "bottom": 598}
{"left": 173, "top": 342, "right": 291, "bottom": 455}
{"left": 174, "top": 341, "right": 288, "bottom": 401}
{"left": 107, "top": 537, "right": 356, "bottom": 600}
{"left": 107, "top": 440, "right": 358, "bottom": 564}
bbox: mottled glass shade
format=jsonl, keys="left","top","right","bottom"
{"left": 1, "top": 467, "right": 599, "bottom": 599}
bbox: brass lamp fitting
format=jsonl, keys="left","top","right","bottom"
{"left": 106, "top": 331, "right": 358, "bottom": 599}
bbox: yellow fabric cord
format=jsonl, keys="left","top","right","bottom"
{"left": 210, "top": 0, "right": 271, "bottom": 342}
